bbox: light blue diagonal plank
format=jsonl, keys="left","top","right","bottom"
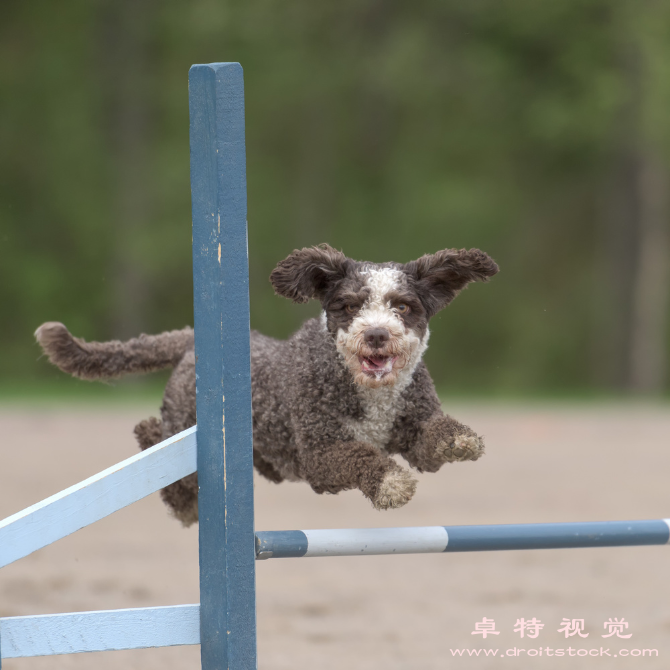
{"left": 0, "top": 604, "right": 200, "bottom": 658}
{"left": 0, "top": 426, "right": 197, "bottom": 569}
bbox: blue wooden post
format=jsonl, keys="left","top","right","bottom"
{"left": 189, "top": 63, "right": 257, "bottom": 670}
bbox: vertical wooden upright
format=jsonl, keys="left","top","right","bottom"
{"left": 189, "top": 63, "right": 257, "bottom": 670}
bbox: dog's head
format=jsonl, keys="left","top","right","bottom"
{"left": 270, "top": 244, "right": 498, "bottom": 388}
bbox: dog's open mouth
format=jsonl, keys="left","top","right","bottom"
{"left": 359, "top": 355, "right": 397, "bottom": 378}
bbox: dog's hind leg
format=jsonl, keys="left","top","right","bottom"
{"left": 152, "top": 351, "right": 199, "bottom": 526}
{"left": 134, "top": 417, "right": 164, "bottom": 451}
{"left": 253, "top": 451, "right": 284, "bottom": 484}
{"left": 131, "top": 352, "right": 200, "bottom": 527}
{"left": 159, "top": 473, "right": 199, "bottom": 526}
{"left": 298, "top": 440, "right": 417, "bottom": 510}
{"left": 133, "top": 415, "right": 199, "bottom": 527}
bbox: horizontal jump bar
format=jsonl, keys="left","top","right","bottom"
{"left": 254, "top": 519, "right": 670, "bottom": 559}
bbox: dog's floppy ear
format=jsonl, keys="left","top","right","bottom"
{"left": 403, "top": 248, "right": 499, "bottom": 316}
{"left": 270, "top": 244, "right": 350, "bottom": 303}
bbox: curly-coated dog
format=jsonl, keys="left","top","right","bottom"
{"left": 36, "top": 244, "right": 498, "bottom": 526}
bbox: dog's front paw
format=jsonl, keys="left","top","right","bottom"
{"left": 436, "top": 432, "right": 485, "bottom": 462}
{"left": 371, "top": 466, "right": 417, "bottom": 510}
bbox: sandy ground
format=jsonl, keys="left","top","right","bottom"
{"left": 0, "top": 402, "right": 669, "bottom": 669}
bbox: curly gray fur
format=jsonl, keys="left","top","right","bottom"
{"left": 35, "top": 244, "right": 498, "bottom": 525}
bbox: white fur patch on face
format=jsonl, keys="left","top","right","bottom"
{"left": 354, "top": 267, "right": 406, "bottom": 339}
{"left": 335, "top": 266, "right": 427, "bottom": 390}
{"left": 363, "top": 266, "right": 404, "bottom": 306}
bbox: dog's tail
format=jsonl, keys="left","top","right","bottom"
{"left": 35, "top": 322, "right": 194, "bottom": 380}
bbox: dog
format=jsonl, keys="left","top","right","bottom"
{"left": 35, "top": 244, "right": 498, "bottom": 525}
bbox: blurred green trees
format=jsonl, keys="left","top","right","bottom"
{"left": 1, "top": 0, "right": 668, "bottom": 395}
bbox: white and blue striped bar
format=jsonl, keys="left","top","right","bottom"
{"left": 0, "top": 427, "right": 197, "bottom": 569}
{"left": 0, "top": 605, "right": 199, "bottom": 659}
{"left": 254, "top": 520, "right": 670, "bottom": 559}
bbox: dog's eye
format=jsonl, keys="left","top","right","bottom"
{"left": 345, "top": 304, "right": 358, "bottom": 314}
{"left": 395, "top": 304, "right": 410, "bottom": 314}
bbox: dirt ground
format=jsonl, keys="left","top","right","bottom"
{"left": 0, "top": 402, "right": 669, "bottom": 669}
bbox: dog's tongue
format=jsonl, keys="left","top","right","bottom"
{"left": 362, "top": 356, "right": 396, "bottom": 375}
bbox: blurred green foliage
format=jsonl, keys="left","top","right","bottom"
{"left": 1, "top": 0, "right": 668, "bottom": 395}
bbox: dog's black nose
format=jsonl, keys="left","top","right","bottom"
{"left": 364, "top": 328, "right": 390, "bottom": 349}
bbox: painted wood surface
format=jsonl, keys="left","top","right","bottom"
{"left": 254, "top": 528, "right": 449, "bottom": 559}
{"left": 0, "top": 605, "right": 199, "bottom": 658}
{"left": 189, "top": 62, "right": 257, "bottom": 670}
{"left": 302, "top": 527, "right": 449, "bottom": 557}
{"left": 0, "top": 427, "right": 197, "bottom": 569}
{"left": 442, "top": 519, "right": 670, "bottom": 551}
{"left": 254, "top": 520, "right": 670, "bottom": 558}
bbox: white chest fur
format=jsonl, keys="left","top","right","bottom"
{"left": 340, "top": 324, "right": 430, "bottom": 452}
{"left": 344, "top": 384, "right": 406, "bottom": 452}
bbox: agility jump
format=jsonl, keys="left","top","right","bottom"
{"left": 0, "top": 63, "right": 666, "bottom": 670}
